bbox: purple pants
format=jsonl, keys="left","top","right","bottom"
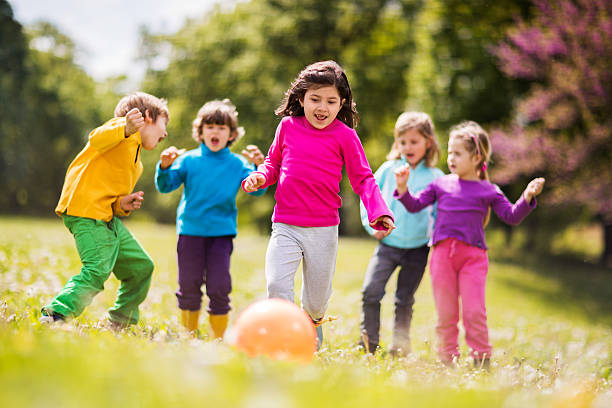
{"left": 176, "top": 235, "right": 233, "bottom": 314}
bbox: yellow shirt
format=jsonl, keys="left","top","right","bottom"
{"left": 55, "top": 117, "right": 144, "bottom": 221}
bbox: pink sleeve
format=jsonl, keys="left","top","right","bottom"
{"left": 342, "top": 131, "right": 394, "bottom": 229}
{"left": 257, "top": 121, "right": 284, "bottom": 189}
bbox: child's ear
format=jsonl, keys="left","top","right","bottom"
{"left": 299, "top": 97, "right": 304, "bottom": 107}
{"left": 341, "top": 98, "right": 346, "bottom": 106}
{"left": 144, "top": 109, "right": 153, "bottom": 123}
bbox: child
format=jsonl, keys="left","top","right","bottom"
{"left": 394, "top": 120, "right": 545, "bottom": 367}
{"left": 242, "top": 60, "right": 395, "bottom": 348}
{"left": 155, "top": 99, "right": 266, "bottom": 339}
{"left": 41, "top": 92, "right": 169, "bottom": 327}
{"left": 359, "top": 112, "right": 444, "bottom": 356}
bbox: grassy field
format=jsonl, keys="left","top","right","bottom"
{"left": 1, "top": 216, "right": 611, "bottom": 407}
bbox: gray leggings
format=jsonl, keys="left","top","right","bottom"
{"left": 265, "top": 223, "right": 338, "bottom": 320}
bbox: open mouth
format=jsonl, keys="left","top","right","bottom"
{"left": 211, "top": 137, "right": 220, "bottom": 145}
{"left": 314, "top": 113, "right": 327, "bottom": 122}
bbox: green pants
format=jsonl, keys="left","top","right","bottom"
{"left": 45, "top": 214, "right": 154, "bottom": 325}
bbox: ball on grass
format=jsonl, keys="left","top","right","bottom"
{"left": 233, "top": 298, "right": 317, "bottom": 363}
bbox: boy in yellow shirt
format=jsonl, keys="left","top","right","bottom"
{"left": 41, "top": 92, "right": 169, "bottom": 327}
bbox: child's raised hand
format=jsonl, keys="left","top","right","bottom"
{"left": 243, "top": 173, "right": 266, "bottom": 192}
{"left": 160, "top": 146, "right": 186, "bottom": 169}
{"left": 523, "top": 177, "right": 545, "bottom": 204}
{"left": 120, "top": 191, "right": 144, "bottom": 212}
{"left": 394, "top": 164, "right": 411, "bottom": 195}
{"left": 241, "top": 145, "right": 265, "bottom": 167}
{"left": 125, "top": 108, "right": 145, "bottom": 137}
{"left": 370, "top": 215, "right": 395, "bottom": 237}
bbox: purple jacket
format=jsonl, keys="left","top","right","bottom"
{"left": 393, "top": 174, "right": 535, "bottom": 249}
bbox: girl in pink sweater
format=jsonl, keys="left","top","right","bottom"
{"left": 243, "top": 60, "right": 394, "bottom": 348}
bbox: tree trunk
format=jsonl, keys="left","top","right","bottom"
{"left": 602, "top": 217, "right": 612, "bottom": 269}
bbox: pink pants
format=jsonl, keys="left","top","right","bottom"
{"left": 430, "top": 238, "right": 491, "bottom": 361}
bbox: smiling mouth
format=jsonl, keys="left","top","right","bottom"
{"left": 314, "top": 113, "right": 327, "bottom": 121}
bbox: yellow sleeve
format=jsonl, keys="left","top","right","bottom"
{"left": 112, "top": 196, "right": 131, "bottom": 217}
{"left": 88, "top": 117, "right": 127, "bottom": 154}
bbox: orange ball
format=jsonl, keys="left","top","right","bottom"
{"left": 233, "top": 298, "right": 317, "bottom": 363}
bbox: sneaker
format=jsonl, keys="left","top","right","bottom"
{"left": 39, "top": 309, "right": 65, "bottom": 324}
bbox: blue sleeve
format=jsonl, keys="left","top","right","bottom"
{"left": 154, "top": 157, "right": 186, "bottom": 193}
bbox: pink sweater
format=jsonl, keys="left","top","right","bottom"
{"left": 247, "top": 116, "right": 393, "bottom": 228}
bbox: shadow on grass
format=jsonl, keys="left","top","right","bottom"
{"left": 492, "top": 250, "right": 612, "bottom": 327}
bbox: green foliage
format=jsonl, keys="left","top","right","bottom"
{"left": 0, "top": 2, "right": 115, "bottom": 215}
{"left": 1, "top": 217, "right": 611, "bottom": 407}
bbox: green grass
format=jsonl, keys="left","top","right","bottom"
{"left": 1, "top": 216, "right": 611, "bottom": 407}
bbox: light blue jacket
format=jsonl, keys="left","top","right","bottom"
{"left": 155, "top": 144, "right": 266, "bottom": 237}
{"left": 360, "top": 158, "right": 444, "bottom": 248}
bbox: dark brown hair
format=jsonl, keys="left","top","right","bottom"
{"left": 275, "top": 60, "right": 359, "bottom": 128}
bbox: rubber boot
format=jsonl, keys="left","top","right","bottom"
{"left": 181, "top": 309, "right": 200, "bottom": 332}
{"left": 208, "top": 313, "right": 228, "bottom": 340}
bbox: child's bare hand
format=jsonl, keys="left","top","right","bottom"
{"left": 241, "top": 145, "right": 265, "bottom": 167}
{"left": 523, "top": 177, "right": 545, "bottom": 204}
{"left": 394, "top": 164, "right": 410, "bottom": 195}
{"left": 370, "top": 215, "right": 395, "bottom": 237}
{"left": 243, "top": 173, "right": 266, "bottom": 192}
{"left": 125, "top": 108, "right": 145, "bottom": 137}
{"left": 372, "top": 230, "right": 386, "bottom": 241}
{"left": 160, "top": 146, "right": 186, "bottom": 169}
{"left": 120, "top": 191, "right": 144, "bottom": 212}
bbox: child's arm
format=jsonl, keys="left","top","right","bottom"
{"left": 242, "top": 124, "right": 283, "bottom": 192}
{"left": 111, "top": 191, "right": 144, "bottom": 216}
{"left": 241, "top": 145, "right": 265, "bottom": 167}
{"left": 89, "top": 109, "right": 144, "bottom": 153}
{"left": 490, "top": 177, "right": 545, "bottom": 225}
{"left": 160, "top": 146, "right": 186, "bottom": 170}
{"left": 343, "top": 132, "right": 394, "bottom": 232}
{"left": 361, "top": 163, "right": 391, "bottom": 240}
{"left": 523, "top": 177, "right": 545, "bottom": 204}
{"left": 393, "top": 165, "right": 437, "bottom": 212}
{"left": 155, "top": 147, "right": 187, "bottom": 193}
{"left": 239, "top": 147, "right": 267, "bottom": 196}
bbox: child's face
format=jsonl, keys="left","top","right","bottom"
{"left": 447, "top": 137, "right": 480, "bottom": 180}
{"left": 299, "top": 86, "right": 344, "bottom": 129}
{"left": 397, "top": 129, "right": 430, "bottom": 168}
{"left": 140, "top": 114, "right": 168, "bottom": 150}
{"left": 201, "top": 123, "right": 233, "bottom": 152}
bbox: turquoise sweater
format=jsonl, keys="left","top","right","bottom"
{"left": 360, "top": 158, "right": 444, "bottom": 248}
{"left": 155, "top": 144, "right": 265, "bottom": 237}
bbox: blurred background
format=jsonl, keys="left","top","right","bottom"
{"left": 1, "top": 0, "right": 610, "bottom": 267}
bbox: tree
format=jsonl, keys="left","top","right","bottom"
{"left": 491, "top": 0, "right": 612, "bottom": 266}
{"left": 0, "top": 12, "right": 104, "bottom": 215}
{"left": 140, "top": 0, "right": 419, "bottom": 234}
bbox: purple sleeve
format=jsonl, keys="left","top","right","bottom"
{"left": 393, "top": 183, "right": 437, "bottom": 212}
{"left": 343, "top": 131, "right": 393, "bottom": 228}
{"left": 255, "top": 122, "right": 284, "bottom": 189}
{"left": 490, "top": 187, "right": 536, "bottom": 225}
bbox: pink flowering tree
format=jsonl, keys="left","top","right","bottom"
{"left": 491, "top": 0, "right": 612, "bottom": 266}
